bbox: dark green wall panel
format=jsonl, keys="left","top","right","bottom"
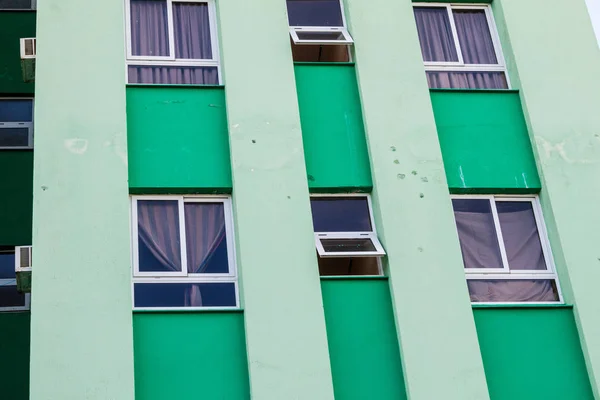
{"left": 295, "top": 65, "right": 372, "bottom": 191}
{"left": 0, "top": 151, "right": 33, "bottom": 245}
{"left": 321, "top": 279, "right": 407, "bottom": 400}
{"left": 127, "top": 87, "right": 232, "bottom": 192}
{"left": 430, "top": 90, "right": 540, "bottom": 192}
{"left": 474, "top": 307, "right": 593, "bottom": 400}
{"left": 133, "top": 312, "right": 250, "bottom": 400}
{"left": 0, "top": 313, "right": 30, "bottom": 400}
{"left": 0, "top": 12, "right": 36, "bottom": 94}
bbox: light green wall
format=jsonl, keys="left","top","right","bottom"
{"left": 0, "top": 151, "right": 33, "bottom": 245}
{"left": 29, "top": 0, "right": 134, "bottom": 398}
{"left": 127, "top": 87, "right": 232, "bottom": 192}
{"left": 321, "top": 279, "right": 407, "bottom": 400}
{"left": 218, "top": 1, "right": 335, "bottom": 399}
{"left": 493, "top": 0, "right": 600, "bottom": 396}
{"left": 474, "top": 307, "right": 593, "bottom": 399}
{"left": 344, "top": 0, "right": 489, "bottom": 399}
{"left": 0, "top": 12, "right": 36, "bottom": 94}
{"left": 133, "top": 312, "right": 250, "bottom": 400}
{"left": 0, "top": 313, "right": 30, "bottom": 400}
{"left": 430, "top": 90, "right": 540, "bottom": 192}
{"left": 294, "top": 64, "right": 372, "bottom": 191}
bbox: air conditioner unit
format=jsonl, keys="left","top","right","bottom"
{"left": 20, "top": 38, "right": 36, "bottom": 59}
{"left": 15, "top": 245, "right": 32, "bottom": 293}
{"left": 20, "top": 38, "right": 36, "bottom": 83}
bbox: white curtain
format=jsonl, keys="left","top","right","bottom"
{"left": 137, "top": 200, "right": 182, "bottom": 272}
{"left": 414, "top": 7, "right": 458, "bottom": 62}
{"left": 184, "top": 203, "right": 226, "bottom": 274}
{"left": 454, "top": 210, "right": 503, "bottom": 269}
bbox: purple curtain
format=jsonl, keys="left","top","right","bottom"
{"left": 414, "top": 7, "right": 458, "bottom": 62}
{"left": 128, "top": 65, "right": 218, "bottom": 84}
{"left": 468, "top": 280, "right": 559, "bottom": 302}
{"left": 173, "top": 2, "right": 213, "bottom": 59}
{"left": 453, "top": 210, "right": 504, "bottom": 269}
{"left": 184, "top": 203, "right": 226, "bottom": 274}
{"left": 137, "top": 200, "right": 182, "bottom": 272}
{"left": 130, "top": 0, "right": 169, "bottom": 57}
{"left": 453, "top": 10, "right": 497, "bottom": 64}
{"left": 427, "top": 71, "right": 508, "bottom": 89}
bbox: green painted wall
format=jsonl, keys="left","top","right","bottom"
{"left": 430, "top": 90, "right": 540, "bottom": 192}
{"left": 344, "top": 0, "right": 490, "bottom": 398}
{"left": 474, "top": 307, "right": 593, "bottom": 399}
{"left": 0, "top": 151, "right": 32, "bottom": 245}
{"left": 321, "top": 279, "right": 406, "bottom": 400}
{"left": 493, "top": 0, "right": 600, "bottom": 396}
{"left": 29, "top": 0, "right": 135, "bottom": 398}
{"left": 0, "top": 12, "right": 35, "bottom": 94}
{"left": 0, "top": 313, "right": 30, "bottom": 400}
{"left": 294, "top": 64, "right": 372, "bottom": 191}
{"left": 218, "top": 1, "right": 335, "bottom": 398}
{"left": 127, "top": 87, "right": 232, "bottom": 192}
{"left": 133, "top": 312, "right": 250, "bottom": 400}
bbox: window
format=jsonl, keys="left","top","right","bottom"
{"left": 310, "top": 195, "right": 385, "bottom": 276}
{"left": 413, "top": 4, "right": 508, "bottom": 89}
{"left": 0, "top": 247, "right": 29, "bottom": 312}
{"left": 131, "top": 196, "right": 238, "bottom": 309}
{"left": 0, "top": 0, "right": 36, "bottom": 10}
{"left": 286, "top": 0, "right": 353, "bottom": 62}
{"left": 451, "top": 195, "right": 562, "bottom": 304}
{"left": 0, "top": 99, "right": 34, "bottom": 149}
{"left": 125, "top": 0, "right": 220, "bottom": 85}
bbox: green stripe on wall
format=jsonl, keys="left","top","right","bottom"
{"left": 0, "top": 12, "right": 36, "bottom": 94}
{"left": 0, "top": 151, "right": 32, "bottom": 245}
{"left": 0, "top": 313, "right": 30, "bottom": 400}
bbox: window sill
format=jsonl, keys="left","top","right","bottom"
{"left": 126, "top": 84, "right": 224, "bottom": 89}
{"left": 133, "top": 308, "right": 243, "bottom": 314}
{"left": 429, "top": 88, "right": 519, "bottom": 94}
{"left": 472, "top": 303, "right": 572, "bottom": 309}
{"left": 293, "top": 62, "right": 355, "bottom": 66}
{"left": 320, "top": 275, "right": 388, "bottom": 281}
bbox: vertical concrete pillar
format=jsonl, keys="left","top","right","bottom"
{"left": 29, "top": 0, "right": 135, "bottom": 398}
{"left": 217, "top": 1, "right": 335, "bottom": 399}
{"left": 344, "top": 0, "right": 490, "bottom": 399}
{"left": 496, "top": 0, "right": 600, "bottom": 396}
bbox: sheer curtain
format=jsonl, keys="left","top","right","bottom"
{"left": 414, "top": 7, "right": 458, "bottom": 62}
{"left": 130, "top": 0, "right": 169, "bottom": 57}
{"left": 137, "top": 200, "right": 182, "bottom": 272}
{"left": 427, "top": 71, "right": 508, "bottom": 89}
{"left": 468, "top": 280, "right": 558, "bottom": 302}
{"left": 453, "top": 210, "right": 503, "bottom": 269}
{"left": 453, "top": 10, "right": 497, "bottom": 64}
{"left": 128, "top": 66, "right": 218, "bottom": 84}
{"left": 174, "top": 3, "right": 212, "bottom": 59}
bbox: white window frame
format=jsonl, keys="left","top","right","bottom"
{"left": 312, "top": 194, "right": 386, "bottom": 259}
{"left": 0, "top": 247, "right": 30, "bottom": 312}
{"left": 0, "top": 98, "right": 34, "bottom": 150}
{"left": 451, "top": 194, "right": 563, "bottom": 304}
{"left": 414, "top": 3, "right": 510, "bottom": 88}
{"left": 124, "top": 0, "right": 221, "bottom": 84}
{"left": 131, "top": 195, "right": 239, "bottom": 310}
{"left": 288, "top": 0, "right": 354, "bottom": 45}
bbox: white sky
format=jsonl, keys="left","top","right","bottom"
{"left": 586, "top": 0, "right": 600, "bottom": 46}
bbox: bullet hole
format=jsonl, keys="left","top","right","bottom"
{"left": 419, "top": 193, "right": 425, "bottom": 198}
{"left": 307, "top": 175, "right": 315, "bottom": 181}
{"left": 41, "top": 186, "right": 48, "bottom": 191}
{"left": 287, "top": 196, "right": 291, "bottom": 199}
{"left": 418, "top": 247, "right": 424, "bottom": 253}
{"left": 398, "top": 174, "right": 406, "bottom": 180}
{"left": 412, "top": 170, "right": 418, "bottom": 175}
{"left": 251, "top": 140, "right": 256, "bottom": 144}
{"left": 390, "top": 146, "right": 396, "bottom": 152}
{"left": 393, "top": 159, "right": 400, "bottom": 164}
{"left": 421, "top": 177, "right": 428, "bottom": 183}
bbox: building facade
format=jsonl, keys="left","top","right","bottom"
{"left": 1, "top": 0, "right": 600, "bottom": 399}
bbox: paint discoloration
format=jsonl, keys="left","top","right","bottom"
{"left": 64, "top": 138, "right": 88, "bottom": 155}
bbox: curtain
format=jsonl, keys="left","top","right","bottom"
{"left": 130, "top": 0, "right": 169, "bottom": 57}
{"left": 414, "top": 7, "right": 458, "bottom": 62}
{"left": 128, "top": 66, "right": 219, "bottom": 84}
{"left": 427, "top": 71, "right": 508, "bottom": 89}
{"left": 184, "top": 203, "right": 226, "bottom": 274}
{"left": 453, "top": 10, "right": 497, "bottom": 64}
{"left": 454, "top": 210, "right": 504, "bottom": 269}
{"left": 468, "top": 280, "right": 558, "bottom": 302}
{"left": 185, "top": 284, "right": 203, "bottom": 307}
{"left": 137, "top": 200, "right": 182, "bottom": 272}
{"left": 173, "top": 2, "right": 213, "bottom": 59}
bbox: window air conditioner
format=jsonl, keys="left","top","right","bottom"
{"left": 15, "top": 245, "right": 32, "bottom": 293}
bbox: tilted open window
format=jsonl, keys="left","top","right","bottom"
{"left": 131, "top": 196, "right": 238, "bottom": 310}
{"left": 310, "top": 195, "right": 385, "bottom": 276}
{"left": 0, "top": 99, "right": 34, "bottom": 150}
{"left": 451, "top": 195, "right": 562, "bottom": 304}
{"left": 0, "top": 246, "right": 30, "bottom": 312}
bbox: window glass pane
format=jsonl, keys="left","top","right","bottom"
{"left": 453, "top": 9, "right": 498, "bottom": 64}
{"left": 320, "top": 238, "right": 376, "bottom": 253}
{"left": 452, "top": 199, "right": 503, "bottom": 269}
{"left": 496, "top": 201, "right": 547, "bottom": 270}
{"left": 0, "top": 128, "right": 29, "bottom": 147}
{"left": 426, "top": 71, "right": 508, "bottom": 89}
{"left": 467, "top": 279, "right": 559, "bottom": 303}
{"left": 286, "top": 0, "right": 344, "bottom": 27}
{"left": 413, "top": 7, "right": 458, "bottom": 62}
{"left": 295, "top": 31, "right": 346, "bottom": 41}
{"left": 137, "top": 200, "right": 182, "bottom": 273}
{"left": 173, "top": 2, "right": 213, "bottom": 59}
{"left": 0, "top": 100, "right": 33, "bottom": 122}
{"left": 0, "top": 251, "right": 15, "bottom": 279}
{"left": 134, "top": 282, "right": 236, "bottom": 307}
{"left": 311, "top": 197, "right": 372, "bottom": 232}
{"left": 184, "top": 202, "right": 229, "bottom": 274}
{"left": 130, "top": 0, "right": 170, "bottom": 57}
{"left": 0, "top": 285, "right": 25, "bottom": 308}
{"left": 0, "top": 0, "right": 31, "bottom": 9}
{"left": 128, "top": 65, "right": 219, "bottom": 84}
{"left": 318, "top": 256, "right": 380, "bottom": 276}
